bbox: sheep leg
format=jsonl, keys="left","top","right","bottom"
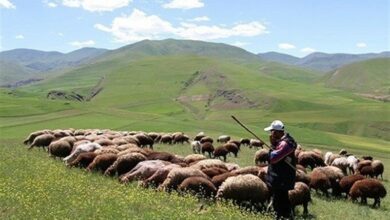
{"left": 373, "top": 198, "right": 380, "bottom": 208}
{"left": 223, "top": 155, "right": 226, "bottom": 162}
{"left": 303, "top": 203, "right": 308, "bottom": 215}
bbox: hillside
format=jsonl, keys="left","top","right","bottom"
{"left": 322, "top": 58, "right": 390, "bottom": 100}
{"left": 0, "top": 48, "right": 108, "bottom": 86}
{"left": 257, "top": 52, "right": 300, "bottom": 65}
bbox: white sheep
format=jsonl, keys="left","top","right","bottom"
{"left": 191, "top": 141, "right": 201, "bottom": 154}
{"left": 217, "top": 135, "right": 231, "bottom": 143}
{"left": 63, "top": 142, "right": 102, "bottom": 164}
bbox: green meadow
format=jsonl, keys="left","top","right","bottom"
{"left": 0, "top": 40, "right": 389, "bottom": 219}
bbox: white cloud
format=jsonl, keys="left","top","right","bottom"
{"left": 0, "top": 0, "right": 16, "bottom": 9}
{"left": 69, "top": 40, "right": 95, "bottom": 47}
{"left": 62, "top": 0, "right": 132, "bottom": 12}
{"left": 95, "top": 9, "right": 268, "bottom": 43}
{"left": 58, "top": 32, "right": 64, "bottom": 37}
{"left": 300, "top": 47, "right": 316, "bottom": 53}
{"left": 278, "top": 43, "right": 296, "bottom": 50}
{"left": 15, "top": 34, "right": 24, "bottom": 39}
{"left": 188, "top": 16, "right": 209, "bottom": 22}
{"left": 163, "top": 0, "right": 204, "bottom": 9}
{"left": 48, "top": 2, "right": 58, "bottom": 7}
{"left": 356, "top": 42, "right": 367, "bottom": 48}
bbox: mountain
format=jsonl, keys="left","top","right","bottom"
{"left": 258, "top": 51, "right": 390, "bottom": 72}
{"left": 0, "top": 47, "right": 108, "bottom": 86}
{"left": 257, "top": 52, "right": 300, "bottom": 65}
{"left": 322, "top": 58, "right": 390, "bottom": 100}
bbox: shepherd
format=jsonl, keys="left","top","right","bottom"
{"left": 264, "top": 120, "right": 297, "bottom": 219}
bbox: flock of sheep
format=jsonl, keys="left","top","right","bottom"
{"left": 24, "top": 128, "right": 387, "bottom": 216}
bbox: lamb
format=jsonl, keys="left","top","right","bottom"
{"left": 184, "top": 154, "right": 206, "bottom": 164}
{"left": 67, "top": 152, "right": 97, "bottom": 168}
{"left": 254, "top": 149, "right": 269, "bottom": 165}
{"left": 191, "top": 141, "right": 201, "bottom": 154}
{"left": 213, "top": 146, "right": 229, "bottom": 162}
{"left": 217, "top": 135, "right": 231, "bottom": 143}
{"left": 224, "top": 143, "right": 239, "bottom": 157}
{"left": 86, "top": 153, "right": 118, "bottom": 173}
{"left": 105, "top": 152, "right": 147, "bottom": 177}
{"left": 63, "top": 142, "right": 103, "bottom": 164}
{"left": 119, "top": 160, "right": 170, "bottom": 183}
{"left": 216, "top": 174, "right": 270, "bottom": 209}
{"left": 339, "top": 174, "right": 365, "bottom": 198}
{"left": 249, "top": 139, "right": 264, "bottom": 149}
{"left": 23, "top": 130, "right": 50, "bottom": 145}
{"left": 28, "top": 133, "right": 56, "bottom": 150}
{"left": 201, "top": 142, "right": 214, "bottom": 158}
{"left": 349, "top": 179, "right": 387, "bottom": 207}
{"left": 141, "top": 163, "right": 181, "bottom": 188}
{"left": 48, "top": 140, "right": 73, "bottom": 159}
{"left": 372, "top": 160, "right": 384, "bottom": 179}
{"left": 178, "top": 176, "right": 217, "bottom": 198}
{"left": 288, "top": 182, "right": 311, "bottom": 215}
{"left": 159, "top": 167, "right": 209, "bottom": 191}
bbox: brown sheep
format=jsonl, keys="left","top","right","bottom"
{"left": 173, "top": 134, "right": 190, "bottom": 144}
{"left": 141, "top": 164, "right": 181, "bottom": 188}
{"left": 48, "top": 140, "right": 73, "bottom": 158}
{"left": 254, "top": 149, "right": 269, "bottom": 165}
{"left": 200, "top": 136, "right": 214, "bottom": 144}
{"left": 296, "top": 169, "right": 311, "bottom": 185}
{"left": 201, "top": 142, "right": 214, "bottom": 158}
{"left": 23, "top": 130, "right": 50, "bottom": 145}
{"left": 184, "top": 154, "right": 206, "bottom": 164}
{"left": 146, "top": 151, "right": 177, "bottom": 162}
{"left": 178, "top": 176, "right": 217, "bottom": 198}
{"left": 160, "top": 134, "right": 173, "bottom": 144}
{"left": 240, "top": 138, "right": 250, "bottom": 146}
{"left": 28, "top": 133, "right": 56, "bottom": 150}
{"left": 213, "top": 146, "right": 229, "bottom": 162}
{"left": 67, "top": 152, "right": 97, "bottom": 168}
{"left": 134, "top": 134, "right": 154, "bottom": 149}
{"left": 288, "top": 182, "right": 311, "bottom": 216}
{"left": 86, "top": 153, "right": 118, "bottom": 173}
{"left": 310, "top": 166, "right": 344, "bottom": 196}
{"left": 224, "top": 143, "right": 239, "bottom": 157}
{"left": 194, "top": 132, "right": 205, "bottom": 141}
{"left": 339, "top": 174, "right": 365, "bottom": 198}
{"left": 122, "top": 136, "right": 140, "bottom": 146}
{"left": 349, "top": 179, "right": 387, "bottom": 207}
{"left": 201, "top": 167, "right": 229, "bottom": 178}
{"left": 359, "top": 165, "right": 374, "bottom": 178}
{"left": 357, "top": 160, "right": 372, "bottom": 172}
{"left": 105, "top": 152, "right": 147, "bottom": 177}
{"left": 228, "top": 140, "right": 241, "bottom": 150}
{"left": 211, "top": 172, "right": 237, "bottom": 188}
{"left": 249, "top": 139, "right": 264, "bottom": 149}
{"left": 94, "top": 139, "right": 114, "bottom": 147}
{"left": 372, "top": 160, "right": 384, "bottom": 179}
{"left": 159, "top": 167, "right": 209, "bottom": 191}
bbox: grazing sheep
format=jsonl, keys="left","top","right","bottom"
{"left": 254, "top": 149, "right": 269, "bottom": 165}
{"left": 359, "top": 165, "right": 374, "bottom": 178}
{"left": 159, "top": 167, "right": 208, "bottom": 191}
{"left": 191, "top": 159, "right": 228, "bottom": 171}
{"left": 191, "top": 141, "right": 201, "bottom": 154}
{"left": 48, "top": 140, "right": 73, "bottom": 158}
{"left": 372, "top": 160, "right": 384, "bottom": 179}
{"left": 228, "top": 140, "right": 241, "bottom": 150}
{"left": 200, "top": 136, "right": 214, "bottom": 144}
{"left": 94, "top": 139, "right": 114, "bottom": 147}
{"left": 217, "top": 135, "right": 231, "bottom": 143}
{"left": 339, "top": 174, "right": 365, "bottom": 198}
{"left": 212, "top": 172, "right": 237, "bottom": 188}
{"left": 160, "top": 134, "right": 173, "bottom": 144}
{"left": 119, "top": 160, "right": 170, "bottom": 183}
{"left": 240, "top": 138, "right": 250, "bottom": 146}
{"left": 331, "top": 157, "right": 349, "bottom": 175}
{"left": 346, "top": 155, "right": 359, "bottom": 174}
{"left": 94, "top": 147, "right": 120, "bottom": 155}
{"left": 298, "top": 152, "right": 317, "bottom": 169}
{"left": 216, "top": 174, "right": 270, "bottom": 209}
{"left": 184, "top": 154, "right": 206, "bottom": 164}
{"left": 23, "top": 130, "right": 50, "bottom": 145}
{"left": 213, "top": 146, "right": 229, "bottom": 162}
{"left": 349, "top": 179, "right": 387, "bottom": 207}
{"left": 201, "top": 167, "right": 229, "bottom": 178}
{"left": 194, "top": 132, "right": 205, "bottom": 141}
{"left": 28, "top": 134, "right": 56, "bottom": 150}
{"left": 63, "top": 142, "right": 103, "bottom": 164}
{"left": 146, "top": 151, "right": 177, "bottom": 163}
{"left": 310, "top": 166, "right": 344, "bottom": 196}
{"left": 224, "top": 143, "right": 239, "bottom": 157}
{"left": 201, "top": 142, "right": 214, "bottom": 158}
{"left": 178, "top": 176, "right": 217, "bottom": 198}
{"left": 134, "top": 134, "right": 154, "bottom": 149}
{"left": 232, "top": 166, "right": 260, "bottom": 176}
{"left": 67, "top": 152, "right": 97, "bottom": 168}
{"left": 357, "top": 160, "right": 372, "bottom": 172}
{"left": 105, "top": 152, "right": 147, "bottom": 177}
{"left": 249, "top": 139, "right": 264, "bottom": 149}
{"left": 289, "top": 182, "right": 311, "bottom": 216}
{"left": 59, "top": 136, "right": 77, "bottom": 145}
{"left": 86, "top": 153, "right": 118, "bottom": 173}
{"left": 147, "top": 132, "right": 160, "bottom": 141}
{"left": 141, "top": 164, "right": 181, "bottom": 188}
{"left": 173, "top": 134, "right": 190, "bottom": 144}
{"left": 123, "top": 136, "right": 140, "bottom": 146}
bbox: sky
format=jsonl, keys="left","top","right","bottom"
{"left": 0, "top": 0, "right": 389, "bottom": 57}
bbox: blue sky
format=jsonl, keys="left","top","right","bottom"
{"left": 1, "top": 0, "right": 389, "bottom": 57}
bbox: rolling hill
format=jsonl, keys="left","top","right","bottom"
{"left": 322, "top": 58, "right": 390, "bottom": 100}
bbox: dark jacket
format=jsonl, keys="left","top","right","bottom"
{"left": 267, "top": 133, "right": 297, "bottom": 190}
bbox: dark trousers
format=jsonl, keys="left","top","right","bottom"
{"left": 272, "top": 189, "right": 292, "bottom": 219}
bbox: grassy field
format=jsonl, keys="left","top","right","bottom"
{"left": 0, "top": 42, "right": 389, "bottom": 219}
